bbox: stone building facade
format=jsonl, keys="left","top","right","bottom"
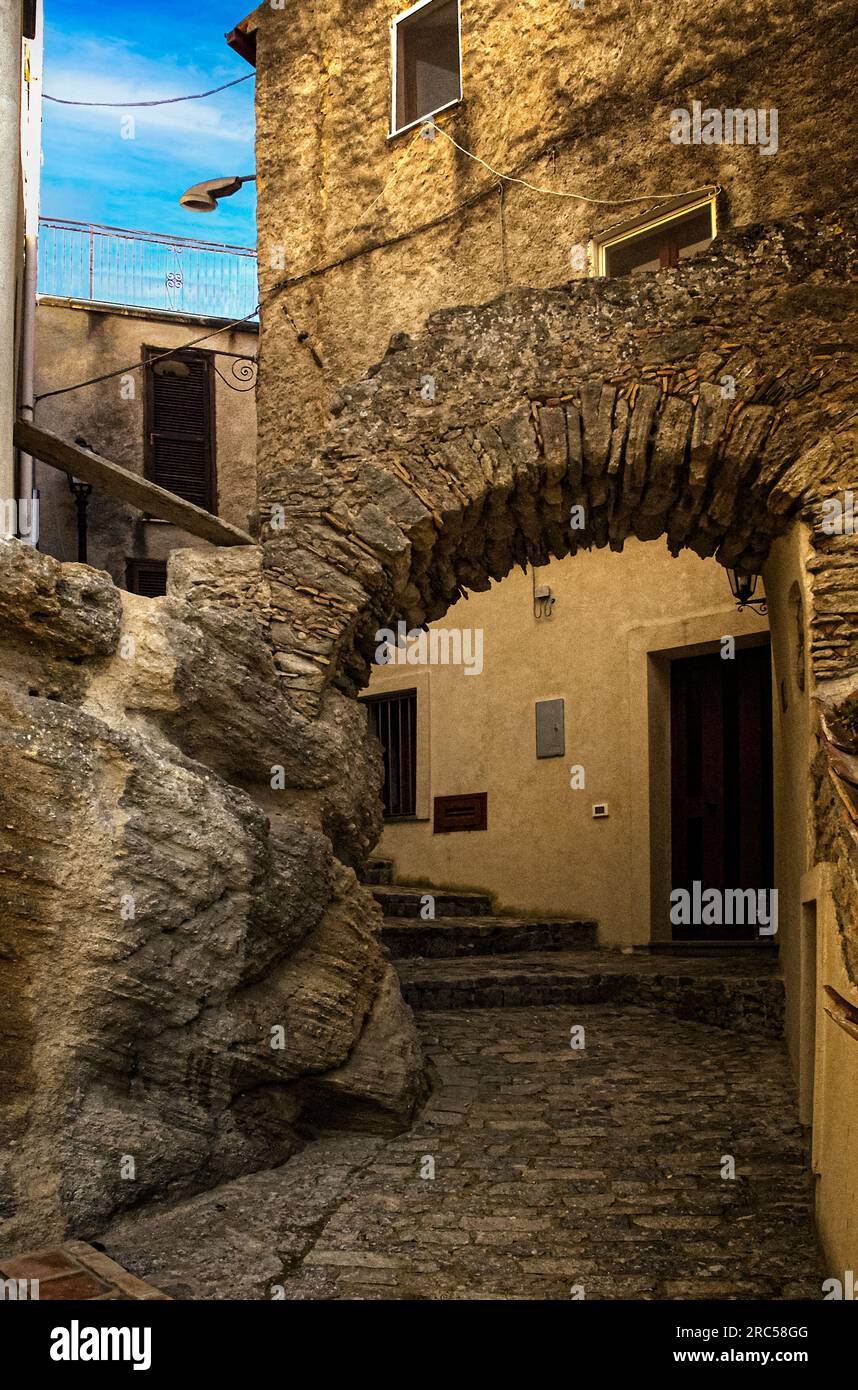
{"left": 32, "top": 298, "right": 257, "bottom": 590}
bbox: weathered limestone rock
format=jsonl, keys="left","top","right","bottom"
{"left": 0, "top": 538, "right": 121, "bottom": 657}
{"left": 295, "top": 963, "right": 429, "bottom": 1131}
{"left": 0, "top": 542, "right": 424, "bottom": 1245}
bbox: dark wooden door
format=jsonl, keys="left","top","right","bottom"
{"left": 670, "top": 644, "right": 773, "bottom": 940}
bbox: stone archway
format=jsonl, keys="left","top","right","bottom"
{"left": 2, "top": 212, "right": 857, "bottom": 1245}
{"left": 257, "top": 213, "right": 857, "bottom": 709}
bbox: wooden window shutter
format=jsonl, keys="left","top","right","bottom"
{"left": 144, "top": 348, "right": 215, "bottom": 512}
{"left": 126, "top": 558, "right": 168, "bottom": 597}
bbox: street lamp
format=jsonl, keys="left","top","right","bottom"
{"left": 179, "top": 174, "right": 256, "bottom": 213}
{"left": 727, "top": 568, "right": 767, "bottom": 614}
{"left": 67, "top": 472, "right": 93, "bottom": 564}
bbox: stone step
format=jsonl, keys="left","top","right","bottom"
{"left": 382, "top": 915, "right": 597, "bottom": 958}
{"left": 645, "top": 940, "right": 779, "bottom": 954}
{"left": 395, "top": 949, "right": 784, "bottom": 1037}
{"left": 362, "top": 858, "right": 394, "bottom": 885}
{"left": 371, "top": 884, "right": 493, "bottom": 918}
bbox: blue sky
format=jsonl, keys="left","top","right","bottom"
{"left": 42, "top": 0, "right": 257, "bottom": 247}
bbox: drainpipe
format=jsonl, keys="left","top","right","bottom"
{"left": 17, "top": 2, "right": 43, "bottom": 545}
{"left": 0, "top": 2, "right": 21, "bottom": 533}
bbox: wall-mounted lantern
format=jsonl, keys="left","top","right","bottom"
{"left": 727, "top": 568, "right": 767, "bottom": 615}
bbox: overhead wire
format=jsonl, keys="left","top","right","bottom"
{"left": 44, "top": 73, "right": 254, "bottom": 108}
{"left": 429, "top": 121, "right": 719, "bottom": 205}
{"left": 35, "top": 119, "right": 715, "bottom": 402}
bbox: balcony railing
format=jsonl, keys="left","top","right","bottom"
{"left": 37, "top": 218, "right": 259, "bottom": 322}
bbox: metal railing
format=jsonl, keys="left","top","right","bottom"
{"left": 37, "top": 218, "right": 259, "bottom": 322}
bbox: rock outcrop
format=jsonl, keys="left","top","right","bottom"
{"left": 0, "top": 540, "right": 426, "bottom": 1246}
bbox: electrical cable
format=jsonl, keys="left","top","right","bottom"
{"left": 34, "top": 309, "right": 260, "bottom": 403}
{"left": 36, "top": 130, "right": 426, "bottom": 402}
{"left": 44, "top": 73, "right": 253, "bottom": 108}
{"left": 428, "top": 121, "right": 718, "bottom": 206}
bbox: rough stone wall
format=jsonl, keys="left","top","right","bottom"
{"left": 255, "top": 214, "right": 858, "bottom": 975}
{"left": 252, "top": 0, "right": 858, "bottom": 466}
{"left": 258, "top": 217, "right": 857, "bottom": 704}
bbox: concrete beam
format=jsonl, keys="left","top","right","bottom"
{"left": 14, "top": 419, "right": 255, "bottom": 548}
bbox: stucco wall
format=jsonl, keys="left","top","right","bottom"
{"left": 764, "top": 526, "right": 858, "bottom": 1280}
{"left": 368, "top": 537, "right": 768, "bottom": 945}
{"left": 252, "top": 0, "right": 858, "bottom": 469}
{"left": 810, "top": 865, "right": 858, "bottom": 1283}
{"left": 764, "top": 527, "right": 816, "bottom": 1090}
{"left": 32, "top": 300, "right": 257, "bottom": 585}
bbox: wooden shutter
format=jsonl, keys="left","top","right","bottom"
{"left": 659, "top": 236, "right": 681, "bottom": 269}
{"left": 126, "top": 558, "right": 168, "bottom": 597}
{"left": 144, "top": 348, "right": 215, "bottom": 511}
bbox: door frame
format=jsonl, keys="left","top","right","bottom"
{"left": 667, "top": 641, "right": 774, "bottom": 940}
{"left": 624, "top": 610, "right": 770, "bottom": 945}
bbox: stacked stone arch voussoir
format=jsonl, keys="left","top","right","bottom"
{"left": 260, "top": 212, "right": 858, "bottom": 707}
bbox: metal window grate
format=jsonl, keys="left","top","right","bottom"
{"left": 366, "top": 690, "right": 417, "bottom": 818}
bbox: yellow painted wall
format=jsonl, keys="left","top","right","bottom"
{"left": 368, "top": 537, "right": 768, "bottom": 946}
{"left": 764, "top": 529, "right": 858, "bottom": 1280}
{"left": 764, "top": 530, "right": 815, "bottom": 1093}
{"left": 810, "top": 862, "right": 858, "bottom": 1285}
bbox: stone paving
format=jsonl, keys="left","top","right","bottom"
{"left": 102, "top": 1003, "right": 823, "bottom": 1301}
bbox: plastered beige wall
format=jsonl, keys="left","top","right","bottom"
{"left": 368, "top": 536, "right": 768, "bottom": 946}
{"left": 763, "top": 523, "right": 858, "bottom": 1280}
{"left": 808, "top": 863, "right": 858, "bottom": 1281}
{"left": 32, "top": 300, "right": 257, "bottom": 584}
{"left": 764, "top": 528, "right": 816, "bottom": 1089}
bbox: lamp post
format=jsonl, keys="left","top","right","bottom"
{"left": 179, "top": 174, "right": 256, "bottom": 213}
{"left": 68, "top": 437, "right": 94, "bottom": 563}
{"left": 727, "top": 568, "right": 767, "bottom": 615}
{"left": 66, "top": 473, "right": 92, "bottom": 563}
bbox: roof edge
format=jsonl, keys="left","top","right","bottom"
{"left": 225, "top": 11, "right": 259, "bottom": 69}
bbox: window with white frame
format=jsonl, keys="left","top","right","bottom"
{"left": 592, "top": 191, "right": 719, "bottom": 279}
{"left": 391, "top": 0, "right": 462, "bottom": 136}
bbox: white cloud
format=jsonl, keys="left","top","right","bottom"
{"left": 44, "top": 37, "right": 255, "bottom": 151}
